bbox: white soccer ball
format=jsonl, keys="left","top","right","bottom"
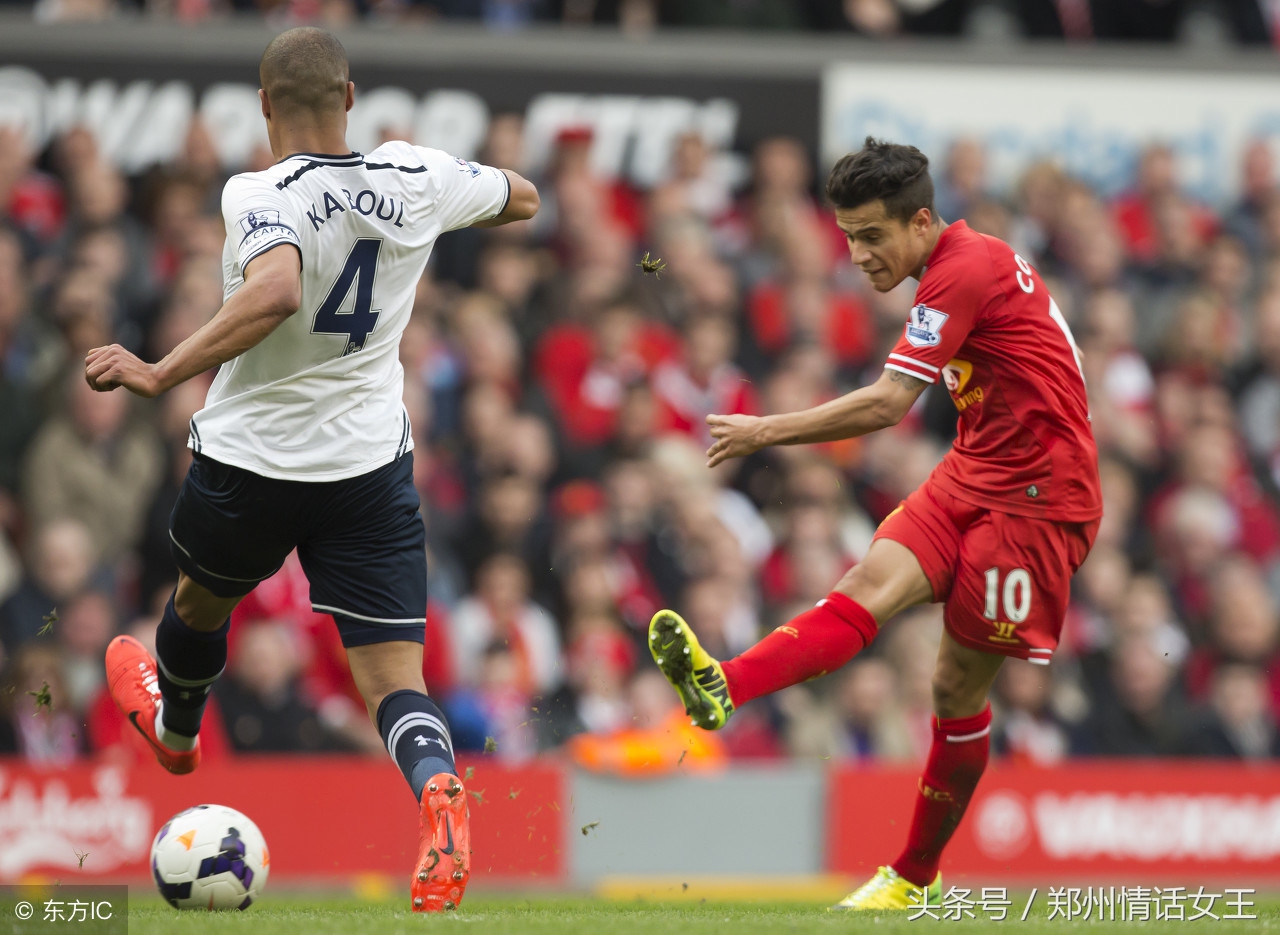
{"left": 150, "top": 804, "right": 269, "bottom": 910}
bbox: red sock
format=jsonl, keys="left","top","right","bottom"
{"left": 892, "top": 704, "right": 992, "bottom": 886}
{"left": 720, "top": 592, "right": 877, "bottom": 707}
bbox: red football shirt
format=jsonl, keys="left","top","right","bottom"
{"left": 885, "top": 221, "right": 1102, "bottom": 522}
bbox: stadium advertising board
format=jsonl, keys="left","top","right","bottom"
{"left": 0, "top": 59, "right": 816, "bottom": 187}
{"left": 7, "top": 38, "right": 1277, "bottom": 207}
{"left": 5, "top": 758, "right": 1278, "bottom": 887}
{"left": 0, "top": 758, "right": 566, "bottom": 885}
{"left": 830, "top": 763, "right": 1280, "bottom": 885}
{"left": 822, "top": 62, "right": 1280, "bottom": 206}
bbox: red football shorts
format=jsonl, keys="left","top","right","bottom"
{"left": 872, "top": 483, "right": 1099, "bottom": 664}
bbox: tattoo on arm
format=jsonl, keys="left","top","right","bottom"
{"left": 887, "top": 369, "right": 929, "bottom": 390}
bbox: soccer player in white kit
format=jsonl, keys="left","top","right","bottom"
{"left": 87, "top": 27, "right": 539, "bottom": 912}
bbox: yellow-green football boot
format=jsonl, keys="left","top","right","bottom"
{"left": 647, "top": 609, "right": 735, "bottom": 730}
{"left": 830, "top": 866, "right": 942, "bottom": 911}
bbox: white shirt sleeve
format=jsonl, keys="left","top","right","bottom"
{"left": 221, "top": 173, "right": 304, "bottom": 273}
{"left": 414, "top": 146, "right": 511, "bottom": 233}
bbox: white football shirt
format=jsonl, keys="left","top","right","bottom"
{"left": 190, "top": 142, "right": 510, "bottom": 481}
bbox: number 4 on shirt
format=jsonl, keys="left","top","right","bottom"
{"left": 312, "top": 238, "right": 383, "bottom": 356}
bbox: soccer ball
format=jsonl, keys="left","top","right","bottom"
{"left": 150, "top": 804, "right": 269, "bottom": 910}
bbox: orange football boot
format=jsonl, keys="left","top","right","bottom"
{"left": 105, "top": 635, "right": 200, "bottom": 775}
{"left": 411, "top": 772, "right": 471, "bottom": 912}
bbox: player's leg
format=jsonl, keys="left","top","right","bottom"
{"left": 345, "top": 637, "right": 470, "bottom": 913}
{"left": 650, "top": 489, "right": 952, "bottom": 729}
{"left": 720, "top": 538, "right": 935, "bottom": 704}
{"left": 153, "top": 573, "right": 242, "bottom": 747}
{"left": 343, "top": 638, "right": 459, "bottom": 798}
{"left": 831, "top": 632, "right": 1003, "bottom": 911}
{"left": 170, "top": 573, "right": 242, "bottom": 629}
{"left": 888, "top": 632, "right": 1004, "bottom": 887}
{"left": 351, "top": 640, "right": 468, "bottom": 914}
{"left": 299, "top": 452, "right": 468, "bottom": 912}
{"left": 345, "top": 638, "right": 428, "bottom": 721}
{"left": 338, "top": 631, "right": 467, "bottom": 913}
{"left": 107, "top": 456, "right": 293, "bottom": 773}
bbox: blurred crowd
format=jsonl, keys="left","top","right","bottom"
{"left": 1, "top": 99, "right": 1279, "bottom": 774}
{"left": 5, "top": 0, "right": 1280, "bottom": 47}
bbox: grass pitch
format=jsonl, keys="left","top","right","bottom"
{"left": 126, "top": 892, "right": 1280, "bottom": 934}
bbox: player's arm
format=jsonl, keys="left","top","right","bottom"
{"left": 470, "top": 169, "right": 539, "bottom": 227}
{"left": 705, "top": 368, "right": 928, "bottom": 467}
{"left": 85, "top": 244, "right": 301, "bottom": 398}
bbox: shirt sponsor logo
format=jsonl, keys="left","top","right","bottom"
{"left": 942, "top": 358, "right": 972, "bottom": 394}
{"left": 905, "top": 304, "right": 948, "bottom": 348}
{"left": 955, "top": 385, "right": 985, "bottom": 412}
{"left": 238, "top": 209, "right": 281, "bottom": 235}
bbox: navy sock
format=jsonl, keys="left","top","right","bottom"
{"left": 154, "top": 594, "right": 228, "bottom": 742}
{"left": 376, "top": 689, "right": 456, "bottom": 801}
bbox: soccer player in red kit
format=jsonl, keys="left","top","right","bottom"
{"left": 648, "top": 137, "right": 1102, "bottom": 909}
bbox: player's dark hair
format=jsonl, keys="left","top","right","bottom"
{"left": 259, "top": 27, "right": 349, "bottom": 119}
{"left": 825, "top": 137, "right": 935, "bottom": 224}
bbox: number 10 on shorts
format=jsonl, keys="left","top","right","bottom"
{"left": 983, "top": 567, "right": 1031, "bottom": 623}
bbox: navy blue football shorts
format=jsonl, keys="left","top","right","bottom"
{"left": 169, "top": 451, "right": 427, "bottom": 648}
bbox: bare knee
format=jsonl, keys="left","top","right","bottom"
{"left": 359, "top": 675, "right": 427, "bottom": 722}
{"left": 833, "top": 540, "right": 933, "bottom": 623}
{"left": 931, "top": 663, "right": 974, "bottom": 719}
{"left": 837, "top": 561, "right": 880, "bottom": 594}
{"left": 173, "top": 574, "right": 242, "bottom": 632}
{"left": 931, "top": 654, "right": 1000, "bottom": 720}
{"left": 361, "top": 681, "right": 426, "bottom": 720}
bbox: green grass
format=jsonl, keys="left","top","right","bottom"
{"left": 123, "top": 892, "right": 1280, "bottom": 934}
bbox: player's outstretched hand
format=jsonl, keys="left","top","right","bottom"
{"left": 85, "top": 345, "right": 162, "bottom": 397}
{"left": 706, "top": 413, "right": 768, "bottom": 467}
